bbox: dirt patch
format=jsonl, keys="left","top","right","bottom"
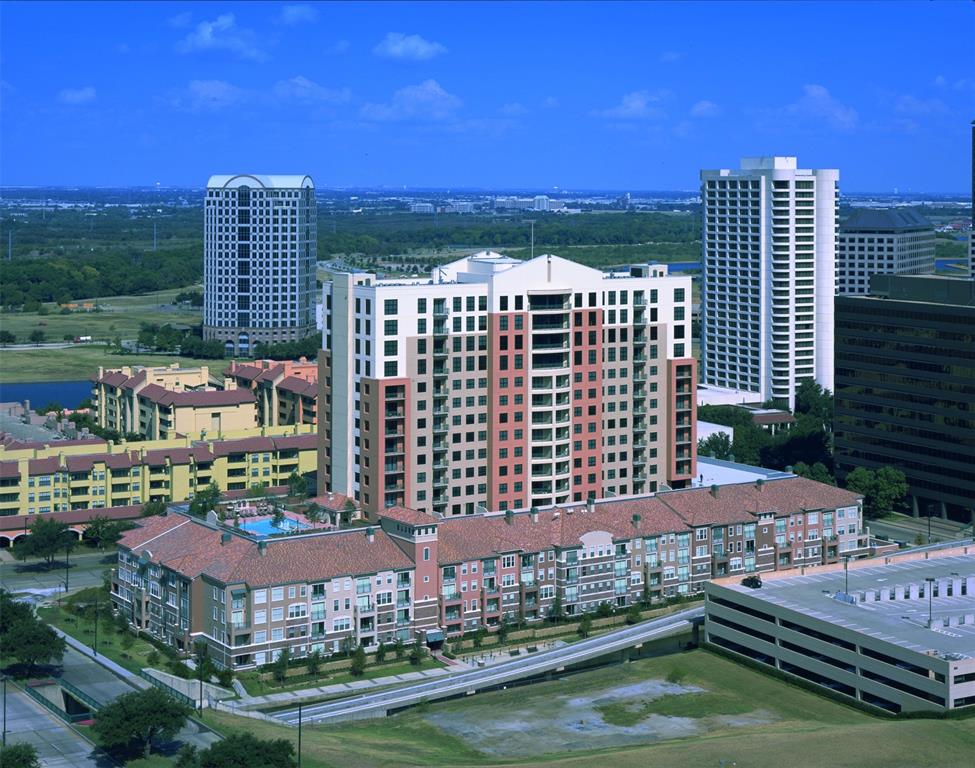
{"left": 424, "top": 678, "right": 777, "bottom": 758}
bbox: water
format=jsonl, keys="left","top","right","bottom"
{"left": 238, "top": 518, "right": 310, "bottom": 538}
{"left": 0, "top": 380, "right": 93, "bottom": 410}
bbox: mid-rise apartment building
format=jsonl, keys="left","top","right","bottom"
{"left": 835, "top": 274, "right": 975, "bottom": 523}
{"left": 836, "top": 208, "right": 934, "bottom": 295}
{"left": 111, "top": 475, "right": 867, "bottom": 668}
{"left": 319, "top": 252, "right": 697, "bottom": 519}
{"left": 93, "top": 364, "right": 258, "bottom": 439}
{"left": 701, "top": 157, "right": 839, "bottom": 410}
{"left": 203, "top": 175, "right": 317, "bottom": 356}
{"left": 226, "top": 358, "right": 318, "bottom": 427}
{"left": 0, "top": 428, "right": 316, "bottom": 518}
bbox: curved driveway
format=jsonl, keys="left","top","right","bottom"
{"left": 275, "top": 605, "right": 702, "bottom": 725}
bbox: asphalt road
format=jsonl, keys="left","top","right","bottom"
{"left": 0, "top": 550, "right": 112, "bottom": 598}
{"left": 869, "top": 514, "right": 972, "bottom": 546}
{"left": 275, "top": 606, "right": 703, "bottom": 725}
{"left": 1, "top": 684, "right": 111, "bottom": 767}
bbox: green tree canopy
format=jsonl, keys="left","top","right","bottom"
{"left": 188, "top": 482, "right": 221, "bottom": 518}
{"left": 12, "top": 517, "right": 76, "bottom": 568}
{"left": 845, "top": 466, "right": 908, "bottom": 519}
{"left": 0, "top": 593, "right": 66, "bottom": 675}
{"left": 287, "top": 471, "right": 308, "bottom": 499}
{"left": 141, "top": 500, "right": 167, "bottom": 517}
{"left": 195, "top": 732, "right": 296, "bottom": 768}
{"left": 92, "top": 687, "right": 190, "bottom": 759}
{"left": 83, "top": 516, "right": 135, "bottom": 549}
{"left": 697, "top": 432, "right": 732, "bottom": 460}
{"left": 0, "top": 743, "right": 42, "bottom": 768}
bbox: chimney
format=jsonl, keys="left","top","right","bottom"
{"left": 530, "top": 506, "right": 538, "bottom": 523}
{"left": 220, "top": 532, "right": 231, "bottom": 545}
{"left": 710, "top": 484, "right": 720, "bottom": 498}
{"left": 756, "top": 479, "right": 765, "bottom": 492}
{"left": 631, "top": 513, "right": 641, "bottom": 527}
{"left": 258, "top": 541, "right": 267, "bottom": 556}
{"left": 366, "top": 527, "right": 375, "bottom": 542}
{"left": 586, "top": 495, "right": 595, "bottom": 514}
{"left": 504, "top": 509, "right": 514, "bottom": 525}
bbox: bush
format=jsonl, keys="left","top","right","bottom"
{"left": 666, "top": 667, "right": 686, "bottom": 685}
{"left": 146, "top": 650, "right": 161, "bottom": 666}
{"left": 168, "top": 660, "right": 194, "bottom": 679}
{"left": 216, "top": 668, "right": 234, "bottom": 688}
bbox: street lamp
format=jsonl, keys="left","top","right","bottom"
{"left": 297, "top": 702, "right": 303, "bottom": 768}
{"left": 2, "top": 674, "right": 7, "bottom": 747}
{"left": 925, "top": 577, "right": 936, "bottom": 628}
{"left": 844, "top": 556, "right": 851, "bottom": 596}
{"left": 93, "top": 590, "right": 99, "bottom": 657}
{"left": 65, "top": 542, "right": 71, "bottom": 593}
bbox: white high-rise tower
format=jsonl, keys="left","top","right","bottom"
{"left": 700, "top": 157, "right": 839, "bottom": 410}
{"left": 203, "top": 174, "right": 317, "bottom": 356}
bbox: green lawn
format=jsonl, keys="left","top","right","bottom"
{"left": 0, "top": 286, "right": 202, "bottom": 343}
{"left": 0, "top": 344, "right": 209, "bottom": 383}
{"left": 37, "top": 587, "right": 159, "bottom": 675}
{"left": 202, "top": 649, "right": 975, "bottom": 768}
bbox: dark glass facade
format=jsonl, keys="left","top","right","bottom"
{"left": 834, "top": 276, "right": 975, "bottom": 522}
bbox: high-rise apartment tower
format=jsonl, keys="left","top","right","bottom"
{"left": 318, "top": 252, "right": 697, "bottom": 519}
{"left": 700, "top": 157, "right": 839, "bottom": 409}
{"left": 204, "top": 175, "right": 317, "bottom": 356}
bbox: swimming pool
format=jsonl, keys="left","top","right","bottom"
{"left": 238, "top": 518, "right": 309, "bottom": 537}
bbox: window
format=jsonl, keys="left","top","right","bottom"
{"left": 384, "top": 299, "right": 398, "bottom": 316}
{"left": 271, "top": 607, "right": 284, "bottom": 621}
{"left": 254, "top": 609, "right": 267, "bottom": 624}
{"left": 271, "top": 587, "right": 284, "bottom": 602}
{"left": 253, "top": 589, "right": 267, "bottom": 604}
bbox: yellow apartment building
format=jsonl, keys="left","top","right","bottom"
{"left": 0, "top": 426, "right": 316, "bottom": 517}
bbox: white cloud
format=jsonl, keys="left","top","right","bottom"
{"left": 500, "top": 102, "right": 527, "bottom": 116}
{"left": 177, "top": 14, "right": 267, "bottom": 62}
{"left": 894, "top": 94, "right": 948, "bottom": 116}
{"left": 180, "top": 79, "right": 247, "bottom": 111}
{"left": 361, "top": 79, "right": 460, "bottom": 122}
{"left": 595, "top": 90, "right": 669, "bottom": 120}
{"left": 278, "top": 5, "right": 318, "bottom": 25}
{"left": 541, "top": 96, "right": 559, "bottom": 109}
{"left": 759, "top": 84, "right": 858, "bottom": 133}
{"left": 328, "top": 40, "right": 351, "bottom": 54}
{"left": 168, "top": 12, "right": 193, "bottom": 29}
{"left": 58, "top": 86, "right": 96, "bottom": 105}
{"left": 274, "top": 76, "right": 350, "bottom": 104}
{"left": 373, "top": 32, "right": 447, "bottom": 61}
{"left": 690, "top": 100, "right": 720, "bottom": 118}
{"left": 660, "top": 51, "right": 683, "bottom": 63}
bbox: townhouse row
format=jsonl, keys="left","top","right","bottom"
{"left": 112, "top": 475, "right": 867, "bottom": 669}
{"left": 0, "top": 429, "right": 316, "bottom": 517}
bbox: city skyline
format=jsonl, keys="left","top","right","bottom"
{"left": 2, "top": 1, "right": 973, "bottom": 192}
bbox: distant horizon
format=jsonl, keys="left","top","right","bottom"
{"left": 2, "top": 2, "right": 973, "bottom": 191}
{"left": 1, "top": 184, "right": 971, "bottom": 199}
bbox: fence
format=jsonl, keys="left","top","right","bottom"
{"left": 138, "top": 669, "right": 196, "bottom": 707}
{"left": 23, "top": 682, "right": 91, "bottom": 724}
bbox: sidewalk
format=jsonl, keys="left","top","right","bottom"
{"left": 53, "top": 627, "right": 149, "bottom": 688}
{"left": 234, "top": 640, "right": 566, "bottom": 709}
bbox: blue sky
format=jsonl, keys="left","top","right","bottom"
{"left": 1, "top": 1, "right": 973, "bottom": 192}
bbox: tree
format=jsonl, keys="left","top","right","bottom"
{"left": 341, "top": 499, "right": 356, "bottom": 525}
{"left": 578, "top": 614, "right": 593, "bottom": 639}
{"left": 793, "top": 461, "right": 835, "bottom": 485}
{"left": 287, "top": 471, "right": 308, "bottom": 499}
{"left": 83, "top": 516, "right": 135, "bottom": 549}
{"left": 2, "top": 610, "right": 65, "bottom": 675}
{"left": 845, "top": 466, "right": 908, "bottom": 519}
{"left": 141, "top": 500, "right": 167, "bottom": 517}
{"left": 394, "top": 637, "right": 405, "bottom": 660}
{"left": 188, "top": 482, "right": 221, "bottom": 518}
{"left": 92, "top": 687, "right": 190, "bottom": 759}
{"left": 375, "top": 641, "right": 387, "bottom": 663}
{"left": 0, "top": 330, "right": 16, "bottom": 344}
{"left": 12, "top": 517, "right": 76, "bottom": 568}
{"left": 795, "top": 380, "right": 833, "bottom": 430}
{"left": 0, "top": 589, "right": 34, "bottom": 635}
{"left": 306, "top": 649, "right": 323, "bottom": 676}
{"left": 625, "top": 604, "right": 642, "bottom": 625}
{"left": 195, "top": 732, "right": 297, "bottom": 768}
{"left": 596, "top": 601, "right": 613, "bottom": 619}
{"left": 350, "top": 644, "right": 367, "bottom": 677}
{"left": 29, "top": 329, "right": 45, "bottom": 345}
{"left": 497, "top": 615, "right": 510, "bottom": 645}
{"left": 271, "top": 647, "right": 290, "bottom": 684}
{"left": 547, "top": 593, "right": 564, "bottom": 624}
{"left": 271, "top": 505, "right": 285, "bottom": 527}
{"left": 697, "top": 432, "right": 733, "bottom": 460}
{"left": 473, "top": 627, "right": 486, "bottom": 649}
{"left": 0, "top": 743, "right": 41, "bottom": 768}
{"left": 409, "top": 637, "right": 425, "bottom": 666}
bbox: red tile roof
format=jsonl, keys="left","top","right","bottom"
{"left": 658, "top": 477, "right": 862, "bottom": 527}
{"left": 0, "top": 436, "right": 105, "bottom": 451}
{"left": 0, "top": 504, "right": 143, "bottom": 532}
{"left": 0, "top": 461, "right": 21, "bottom": 479}
{"left": 27, "top": 457, "right": 60, "bottom": 476}
{"left": 119, "top": 515, "right": 414, "bottom": 587}
{"left": 138, "top": 387, "right": 255, "bottom": 408}
{"left": 277, "top": 377, "right": 317, "bottom": 397}
{"left": 309, "top": 492, "right": 356, "bottom": 512}
{"left": 380, "top": 506, "right": 437, "bottom": 526}
{"left": 270, "top": 434, "right": 317, "bottom": 451}
{"left": 94, "top": 371, "right": 129, "bottom": 387}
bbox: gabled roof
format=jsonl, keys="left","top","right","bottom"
{"left": 277, "top": 377, "right": 317, "bottom": 397}
{"left": 138, "top": 387, "right": 255, "bottom": 408}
